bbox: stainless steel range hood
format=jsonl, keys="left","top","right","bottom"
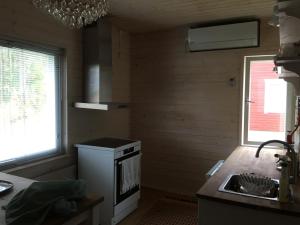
{"left": 74, "top": 19, "right": 128, "bottom": 110}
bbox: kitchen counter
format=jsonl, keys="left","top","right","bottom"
{"left": 0, "top": 172, "right": 103, "bottom": 225}
{"left": 197, "top": 146, "right": 300, "bottom": 217}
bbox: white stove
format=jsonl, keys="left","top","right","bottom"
{"left": 76, "top": 137, "right": 141, "bottom": 225}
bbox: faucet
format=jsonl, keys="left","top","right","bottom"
{"left": 255, "top": 140, "right": 298, "bottom": 184}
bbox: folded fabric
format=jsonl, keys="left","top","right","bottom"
{"left": 121, "top": 154, "right": 140, "bottom": 194}
{"left": 5, "top": 179, "right": 86, "bottom": 225}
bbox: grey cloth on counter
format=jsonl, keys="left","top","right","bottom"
{"left": 5, "top": 180, "right": 86, "bottom": 225}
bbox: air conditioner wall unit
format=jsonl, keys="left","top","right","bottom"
{"left": 187, "top": 20, "right": 260, "bottom": 52}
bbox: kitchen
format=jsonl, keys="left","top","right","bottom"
{"left": 0, "top": 0, "right": 299, "bottom": 225}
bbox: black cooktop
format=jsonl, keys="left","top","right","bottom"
{"left": 78, "top": 137, "right": 137, "bottom": 148}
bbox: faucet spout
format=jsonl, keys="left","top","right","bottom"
{"left": 255, "top": 139, "right": 297, "bottom": 184}
{"left": 256, "top": 140, "right": 293, "bottom": 158}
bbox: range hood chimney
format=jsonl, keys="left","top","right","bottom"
{"left": 74, "top": 19, "right": 128, "bottom": 110}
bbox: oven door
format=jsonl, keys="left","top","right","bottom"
{"left": 115, "top": 151, "right": 140, "bottom": 205}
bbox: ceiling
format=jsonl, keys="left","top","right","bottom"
{"left": 110, "top": 0, "right": 276, "bottom": 32}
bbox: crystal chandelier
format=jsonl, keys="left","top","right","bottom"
{"left": 32, "top": 0, "right": 110, "bottom": 29}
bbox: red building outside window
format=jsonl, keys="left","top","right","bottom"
{"left": 243, "top": 56, "right": 287, "bottom": 144}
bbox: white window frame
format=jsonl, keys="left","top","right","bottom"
{"left": 0, "top": 37, "right": 64, "bottom": 168}
{"left": 241, "top": 55, "right": 292, "bottom": 146}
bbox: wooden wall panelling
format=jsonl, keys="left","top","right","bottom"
{"left": 112, "top": 26, "right": 131, "bottom": 103}
{"left": 0, "top": 0, "right": 130, "bottom": 179}
{"left": 130, "top": 18, "right": 280, "bottom": 196}
{"left": 110, "top": 0, "right": 276, "bottom": 32}
{"left": 35, "top": 165, "right": 77, "bottom": 181}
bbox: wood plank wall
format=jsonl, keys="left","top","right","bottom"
{"left": 0, "top": 0, "right": 130, "bottom": 179}
{"left": 130, "top": 18, "right": 279, "bottom": 196}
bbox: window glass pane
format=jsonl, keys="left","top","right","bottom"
{"left": 247, "top": 59, "right": 287, "bottom": 142}
{"left": 0, "top": 46, "right": 58, "bottom": 163}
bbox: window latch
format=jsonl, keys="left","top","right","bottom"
{"left": 245, "top": 98, "right": 255, "bottom": 103}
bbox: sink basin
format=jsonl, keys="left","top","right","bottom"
{"left": 218, "top": 174, "right": 279, "bottom": 201}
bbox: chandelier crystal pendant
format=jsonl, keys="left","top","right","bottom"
{"left": 32, "top": 0, "right": 110, "bottom": 29}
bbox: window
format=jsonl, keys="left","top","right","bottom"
{"left": 0, "top": 39, "right": 63, "bottom": 167}
{"left": 241, "top": 55, "right": 289, "bottom": 146}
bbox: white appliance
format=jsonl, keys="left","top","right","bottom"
{"left": 76, "top": 138, "right": 141, "bottom": 225}
{"left": 187, "top": 20, "right": 259, "bottom": 51}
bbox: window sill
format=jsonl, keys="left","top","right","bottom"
{"left": 3, "top": 154, "right": 76, "bottom": 179}
{"left": 241, "top": 143, "right": 285, "bottom": 150}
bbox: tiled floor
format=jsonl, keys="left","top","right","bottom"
{"left": 118, "top": 188, "right": 197, "bottom": 225}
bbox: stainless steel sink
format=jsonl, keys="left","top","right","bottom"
{"left": 218, "top": 174, "right": 279, "bottom": 201}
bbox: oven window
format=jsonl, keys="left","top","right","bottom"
{"left": 116, "top": 153, "right": 140, "bottom": 204}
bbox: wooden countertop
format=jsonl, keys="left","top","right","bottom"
{"left": 197, "top": 146, "right": 300, "bottom": 217}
